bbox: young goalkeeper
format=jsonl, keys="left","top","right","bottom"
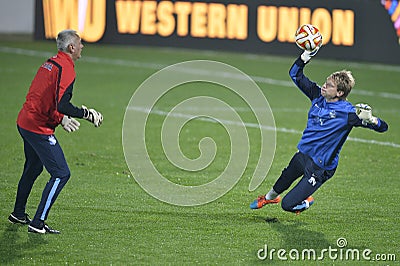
{"left": 250, "top": 47, "right": 388, "bottom": 214}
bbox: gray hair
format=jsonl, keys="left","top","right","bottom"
{"left": 56, "top": 30, "right": 80, "bottom": 52}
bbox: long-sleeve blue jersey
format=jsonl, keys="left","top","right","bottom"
{"left": 289, "top": 57, "right": 388, "bottom": 170}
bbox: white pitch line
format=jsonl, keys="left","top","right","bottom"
{"left": 128, "top": 106, "right": 400, "bottom": 148}
{"left": 1, "top": 46, "right": 400, "bottom": 100}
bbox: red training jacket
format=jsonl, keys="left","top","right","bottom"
{"left": 17, "top": 51, "right": 76, "bottom": 135}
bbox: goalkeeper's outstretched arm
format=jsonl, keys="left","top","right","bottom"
{"left": 349, "top": 103, "right": 388, "bottom": 132}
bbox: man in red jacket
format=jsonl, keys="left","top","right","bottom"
{"left": 8, "top": 29, "right": 103, "bottom": 234}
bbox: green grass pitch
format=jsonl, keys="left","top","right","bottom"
{"left": 0, "top": 35, "right": 399, "bottom": 265}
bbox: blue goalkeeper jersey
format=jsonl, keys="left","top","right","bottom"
{"left": 289, "top": 57, "right": 388, "bottom": 170}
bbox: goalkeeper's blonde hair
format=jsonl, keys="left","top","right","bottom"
{"left": 328, "top": 70, "right": 355, "bottom": 100}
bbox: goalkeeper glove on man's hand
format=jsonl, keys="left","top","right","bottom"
{"left": 82, "top": 105, "right": 103, "bottom": 127}
{"left": 300, "top": 42, "right": 322, "bottom": 63}
{"left": 61, "top": 115, "right": 80, "bottom": 133}
{"left": 355, "top": 103, "right": 378, "bottom": 125}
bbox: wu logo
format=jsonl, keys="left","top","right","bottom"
{"left": 48, "top": 135, "right": 57, "bottom": 146}
{"left": 381, "top": 0, "right": 400, "bottom": 44}
{"left": 41, "top": 0, "right": 106, "bottom": 42}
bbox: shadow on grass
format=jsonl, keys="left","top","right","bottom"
{"left": 266, "top": 216, "right": 330, "bottom": 249}
{"left": 126, "top": 209, "right": 337, "bottom": 263}
{"left": 63, "top": 206, "right": 370, "bottom": 263}
{"left": 250, "top": 215, "right": 331, "bottom": 263}
{"left": 253, "top": 215, "right": 371, "bottom": 263}
{"left": 0, "top": 223, "right": 48, "bottom": 264}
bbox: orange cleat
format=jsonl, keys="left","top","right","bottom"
{"left": 250, "top": 195, "right": 281, "bottom": 209}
